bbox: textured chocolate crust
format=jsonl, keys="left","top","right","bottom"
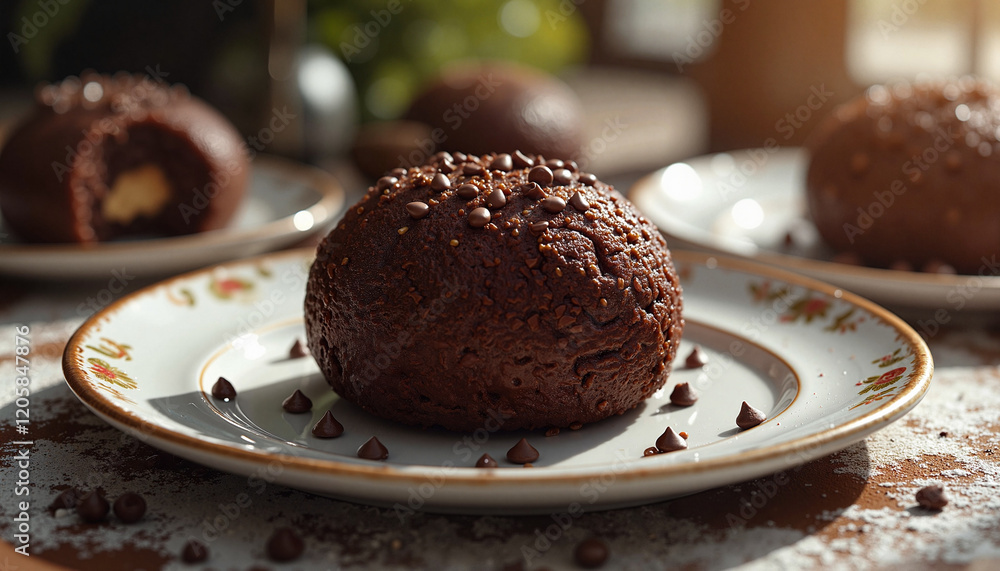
{"left": 305, "top": 152, "right": 683, "bottom": 431}
{"left": 0, "top": 73, "right": 248, "bottom": 243}
{"left": 805, "top": 78, "right": 1000, "bottom": 273}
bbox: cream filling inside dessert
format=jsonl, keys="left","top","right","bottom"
{"left": 102, "top": 164, "right": 172, "bottom": 225}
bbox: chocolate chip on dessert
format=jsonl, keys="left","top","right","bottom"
{"left": 113, "top": 492, "right": 147, "bottom": 523}
{"left": 49, "top": 488, "right": 80, "bottom": 513}
{"left": 463, "top": 162, "right": 483, "bottom": 176}
{"left": 564, "top": 160, "right": 579, "bottom": 172}
{"left": 487, "top": 189, "right": 507, "bottom": 208}
{"left": 553, "top": 168, "right": 573, "bottom": 185}
{"left": 77, "top": 490, "right": 110, "bottom": 523}
{"left": 457, "top": 183, "right": 479, "bottom": 199}
{"left": 406, "top": 201, "right": 430, "bottom": 219}
{"left": 358, "top": 436, "right": 389, "bottom": 460}
{"left": 736, "top": 401, "right": 767, "bottom": 430}
{"left": 439, "top": 161, "right": 456, "bottom": 174}
{"left": 475, "top": 453, "right": 498, "bottom": 468}
{"left": 643, "top": 447, "right": 660, "bottom": 457}
{"left": 211, "top": 376, "right": 236, "bottom": 401}
{"left": 181, "top": 539, "right": 209, "bottom": 563}
{"left": 529, "top": 221, "right": 549, "bottom": 234}
{"left": 916, "top": 485, "right": 948, "bottom": 510}
{"left": 282, "top": 389, "right": 312, "bottom": 414}
{"left": 266, "top": 527, "right": 305, "bottom": 562}
{"left": 684, "top": 346, "right": 708, "bottom": 368}
{"left": 388, "top": 167, "right": 407, "bottom": 178}
{"left": 541, "top": 196, "right": 566, "bottom": 213}
{"left": 574, "top": 537, "right": 610, "bottom": 568}
{"left": 288, "top": 338, "right": 310, "bottom": 359}
{"left": 578, "top": 173, "right": 597, "bottom": 186}
{"left": 520, "top": 182, "right": 545, "bottom": 199}
{"left": 506, "top": 438, "right": 539, "bottom": 464}
{"left": 513, "top": 150, "right": 534, "bottom": 168}
{"left": 669, "top": 382, "right": 698, "bottom": 406}
{"left": 545, "top": 159, "right": 565, "bottom": 169}
{"left": 453, "top": 151, "right": 468, "bottom": 163}
{"left": 468, "top": 207, "right": 491, "bottom": 228}
{"left": 529, "top": 165, "right": 554, "bottom": 186}
{"left": 569, "top": 192, "right": 590, "bottom": 212}
{"left": 312, "top": 410, "right": 345, "bottom": 438}
{"left": 377, "top": 176, "right": 398, "bottom": 191}
{"left": 431, "top": 172, "right": 451, "bottom": 190}
{"left": 490, "top": 153, "right": 513, "bottom": 171}
{"left": 655, "top": 427, "right": 688, "bottom": 453}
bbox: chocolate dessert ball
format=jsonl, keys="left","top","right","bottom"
{"left": 305, "top": 152, "right": 683, "bottom": 431}
{"left": 0, "top": 73, "right": 249, "bottom": 243}
{"left": 805, "top": 78, "right": 1000, "bottom": 273}
{"left": 404, "top": 62, "right": 584, "bottom": 162}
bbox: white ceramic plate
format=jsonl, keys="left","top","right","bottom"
{"left": 0, "top": 156, "right": 344, "bottom": 280}
{"left": 630, "top": 147, "right": 1000, "bottom": 310}
{"left": 62, "top": 249, "right": 931, "bottom": 514}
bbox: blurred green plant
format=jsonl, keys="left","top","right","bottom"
{"left": 308, "top": 0, "right": 590, "bottom": 121}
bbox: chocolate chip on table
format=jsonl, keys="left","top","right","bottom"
{"left": 490, "top": 153, "right": 513, "bottom": 171}
{"left": 358, "top": 436, "right": 389, "bottom": 460}
{"left": 512, "top": 149, "right": 534, "bottom": 168}
{"left": 77, "top": 490, "right": 110, "bottom": 523}
{"left": 541, "top": 196, "right": 566, "bottom": 213}
{"left": 312, "top": 410, "right": 345, "bottom": 438}
{"left": 553, "top": 168, "right": 573, "bottom": 185}
{"left": 506, "top": 437, "right": 539, "bottom": 464}
{"left": 569, "top": 192, "right": 590, "bottom": 212}
{"left": 405, "top": 201, "right": 430, "bottom": 219}
{"left": 528, "top": 165, "right": 554, "bottom": 186}
{"left": 113, "top": 492, "right": 147, "bottom": 523}
{"left": 684, "top": 345, "right": 708, "bottom": 368}
{"left": 49, "top": 488, "right": 80, "bottom": 513}
{"left": 916, "top": 485, "right": 948, "bottom": 510}
{"left": 736, "top": 401, "right": 767, "bottom": 430}
{"left": 655, "top": 427, "right": 688, "bottom": 453}
{"left": 669, "top": 382, "right": 698, "bottom": 406}
{"left": 468, "top": 207, "right": 491, "bottom": 228}
{"left": 431, "top": 172, "right": 451, "bottom": 190}
{"left": 487, "top": 189, "right": 507, "bottom": 208}
{"left": 282, "top": 389, "right": 312, "bottom": 413}
{"left": 643, "top": 447, "right": 660, "bottom": 457}
{"left": 266, "top": 527, "right": 305, "bottom": 562}
{"left": 545, "top": 427, "right": 560, "bottom": 437}
{"left": 574, "top": 537, "right": 610, "bottom": 568}
{"left": 211, "top": 376, "right": 236, "bottom": 401}
{"left": 457, "top": 183, "right": 479, "bottom": 199}
{"left": 181, "top": 539, "right": 209, "bottom": 563}
{"left": 288, "top": 338, "right": 310, "bottom": 359}
{"left": 475, "top": 453, "right": 498, "bottom": 468}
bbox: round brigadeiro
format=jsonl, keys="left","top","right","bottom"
{"left": 304, "top": 152, "right": 684, "bottom": 431}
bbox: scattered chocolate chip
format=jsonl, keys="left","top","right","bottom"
{"left": 490, "top": 153, "right": 513, "bottom": 171}
{"left": 520, "top": 182, "right": 545, "bottom": 200}
{"left": 77, "top": 490, "right": 110, "bottom": 523}
{"left": 574, "top": 537, "right": 610, "bottom": 568}
{"left": 49, "top": 488, "right": 80, "bottom": 513}
{"left": 181, "top": 539, "right": 209, "bottom": 563}
{"left": 916, "top": 485, "right": 948, "bottom": 510}
{"left": 513, "top": 150, "right": 534, "bottom": 168}
{"left": 529, "top": 165, "right": 554, "bottom": 186}
{"left": 553, "top": 168, "right": 573, "bottom": 185}
{"left": 684, "top": 346, "right": 708, "bottom": 368}
{"left": 569, "top": 422, "right": 583, "bottom": 430}
{"left": 655, "top": 427, "right": 688, "bottom": 452}
{"left": 288, "top": 338, "right": 310, "bottom": 359}
{"left": 358, "top": 436, "right": 389, "bottom": 460}
{"left": 506, "top": 438, "right": 539, "bottom": 464}
{"left": 463, "top": 162, "right": 483, "bottom": 176}
{"left": 545, "top": 427, "right": 560, "bottom": 437}
{"left": 113, "top": 492, "right": 147, "bottom": 523}
{"left": 475, "top": 453, "right": 498, "bottom": 468}
{"left": 545, "top": 158, "right": 565, "bottom": 169}
{"left": 569, "top": 192, "right": 590, "bottom": 212}
{"left": 487, "top": 189, "right": 507, "bottom": 208}
{"left": 529, "top": 221, "right": 549, "bottom": 234}
{"left": 434, "top": 151, "right": 453, "bottom": 163}
{"left": 211, "top": 377, "right": 236, "bottom": 401}
{"left": 578, "top": 173, "right": 597, "bottom": 186}
{"left": 468, "top": 207, "right": 491, "bottom": 228}
{"left": 736, "top": 401, "right": 767, "bottom": 430}
{"left": 541, "top": 196, "right": 566, "bottom": 213}
{"left": 643, "top": 447, "right": 660, "bottom": 457}
{"left": 431, "top": 172, "right": 451, "bottom": 190}
{"left": 312, "top": 410, "right": 345, "bottom": 438}
{"left": 669, "top": 382, "right": 698, "bottom": 406}
{"left": 266, "top": 527, "right": 305, "bottom": 562}
{"left": 679, "top": 431, "right": 689, "bottom": 439}
{"left": 564, "top": 160, "right": 579, "bottom": 172}
{"left": 457, "top": 183, "right": 479, "bottom": 199}
{"left": 377, "top": 176, "right": 398, "bottom": 191}
{"left": 439, "top": 161, "right": 456, "bottom": 174}
{"left": 388, "top": 167, "right": 407, "bottom": 178}
{"left": 939, "top": 431, "right": 949, "bottom": 437}
{"left": 282, "top": 389, "right": 312, "bottom": 414}
{"left": 452, "top": 151, "right": 468, "bottom": 163}
{"left": 405, "top": 201, "right": 430, "bottom": 219}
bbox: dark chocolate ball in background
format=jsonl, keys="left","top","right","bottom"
{"left": 404, "top": 62, "right": 584, "bottom": 163}
{"left": 305, "top": 151, "right": 683, "bottom": 432}
{"left": 805, "top": 78, "right": 1000, "bottom": 274}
